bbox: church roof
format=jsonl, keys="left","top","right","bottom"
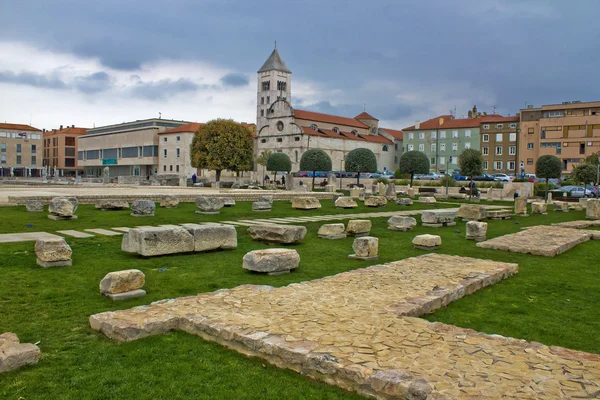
{"left": 354, "top": 111, "right": 378, "bottom": 121}
{"left": 258, "top": 48, "right": 291, "bottom": 73}
{"left": 294, "top": 109, "right": 369, "bottom": 129}
{"left": 380, "top": 127, "right": 403, "bottom": 140}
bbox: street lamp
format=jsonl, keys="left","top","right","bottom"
{"left": 446, "top": 157, "right": 450, "bottom": 196}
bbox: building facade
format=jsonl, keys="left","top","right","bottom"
{"left": 43, "top": 125, "right": 87, "bottom": 176}
{"left": 479, "top": 116, "right": 519, "bottom": 175}
{"left": 519, "top": 101, "right": 600, "bottom": 175}
{"left": 254, "top": 47, "right": 402, "bottom": 174}
{"left": 0, "top": 123, "right": 43, "bottom": 177}
{"left": 78, "top": 118, "right": 188, "bottom": 177}
{"left": 157, "top": 123, "right": 201, "bottom": 179}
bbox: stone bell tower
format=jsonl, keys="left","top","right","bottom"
{"left": 257, "top": 44, "right": 292, "bottom": 132}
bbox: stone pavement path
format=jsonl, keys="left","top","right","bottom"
{"left": 90, "top": 254, "right": 600, "bottom": 399}
{"left": 0, "top": 231, "right": 62, "bottom": 243}
{"left": 84, "top": 228, "right": 123, "bottom": 236}
{"left": 56, "top": 230, "right": 95, "bottom": 238}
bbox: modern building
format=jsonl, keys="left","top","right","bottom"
{"left": 77, "top": 118, "right": 188, "bottom": 177}
{"left": 519, "top": 101, "right": 600, "bottom": 175}
{"left": 0, "top": 123, "right": 43, "bottom": 177}
{"left": 255, "top": 46, "right": 402, "bottom": 174}
{"left": 43, "top": 125, "right": 87, "bottom": 176}
{"left": 402, "top": 114, "right": 481, "bottom": 173}
{"left": 478, "top": 115, "right": 519, "bottom": 175}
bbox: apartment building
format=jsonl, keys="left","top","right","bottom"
{"left": 77, "top": 118, "right": 188, "bottom": 177}
{"left": 479, "top": 116, "right": 519, "bottom": 175}
{"left": 519, "top": 101, "right": 600, "bottom": 175}
{"left": 157, "top": 122, "right": 202, "bottom": 178}
{"left": 0, "top": 123, "right": 43, "bottom": 177}
{"left": 43, "top": 125, "right": 87, "bottom": 176}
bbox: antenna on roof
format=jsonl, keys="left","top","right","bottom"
{"left": 274, "top": 40, "right": 277, "bottom": 49}
{"left": 492, "top": 105, "right": 497, "bottom": 114}
{"left": 158, "top": 112, "right": 162, "bottom": 119}
{"left": 363, "top": 103, "right": 366, "bottom": 112}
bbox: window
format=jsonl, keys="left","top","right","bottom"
{"left": 508, "top": 161, "right": 516, "bottom": 170}
{"left": 450, "top": 156, "right": 456, "bottom": 164}
{"left": 483, "top": 134, "right": 489, "bottom": 142}
{"left": 64, "top": 158, "right": 75, "bottom": 167}
{"left": 260, "top": 110, "right": 264, "bottom": 117}
{"left": 496, "top": 146, "right": 502, "bottom": 155}
{"left": 496, "top": 133, "right": 503, "bottom": 142}
{"left": 440, "top": 143, "right": 446, "bottom": 151}
{"left": 509, "top": 123, "right": 517, "bottom": 129}
{"left": 484, "top": 161, "right": 488, "bottom": 170}
{"left": 408, "top": 132, "right": 414, "bottom": 140}
{"left": 351, "top": 130, "right": 358, "bottom": 135}
{"left": 483, "top": 147, "right": 489, "bottom": 155}
{"left": 78, "top": 151, "right": 83, "bottom": 160}
{"left": 16, "top": 155, "right": 21, "bottom": 164}
{"left": 261, "top": 138, "right": 267, "bottom": 143}
{"left": 407, "top": 144, "right": 414, "bottom": 151}
{"left": 0, "top": 155, "right": 5, "bottom": 164}
{"left": 527, "top": 143, "right": 534, "bottom": 150}
{"left": 163, "top": 165, "right": 166, "bottom": 172}
{"left": 294, "top": 136, "right": 300, "bottom": 141}
{"left": 143, "top": 145, "right": 158, "bottom": 157}
{"left": 394, "top": 143, "right": 398, "bottom": 151}
{"left": 176, "top": 148, "right": 180, "bottom": 158}
{"left": 509, "top": 133, "right": 516, "bottom": 141}
{"left": 439, "top": 156, "right": 445, "bottom": 165}
{"left": 431, "top": 131, "right": 437, "bottom": 139}
{"left": 496, "top": 124, "right": 503, "bottom": 129}
{"left": 31, "top": 156, "right": 36, "bottom": 165}
{"left": 541, "top": 130, "right": 546, "bottom": 139}
{"left": 170, "top": 165, "right": 173, "bottom": 172}
{"left": 163, "top": 137, "right": 167, "bottom": 142}
{"left": 277, "top": 121, "right": 284, "bottom": 132}
{"left": 262, "top": 81, "right": 270, "bottom": 91}
{"left": 465, "top": 130, "right": 471, "bottom": 138}
{"left": 483, "top": 124, "right": 489, "bottom": 130}
{"left": 31, "top": 144, "right": 37, "bottom": 154}
{"left": 276, "top": 138, "right": 282, "bottom": 142}
{"left": 419, "top": 132, "right": 425, "bottom": 139}
{"left": 418, "top": 144, "right": 424, "bottom": 151}
{"left": 580, "top": 143, "right": 585, "bottom": 154}
{"left": 382, "top": 145, "right": 388, "bottom": 152}
{"left": 509, "top": 146, "right": 516, "bottom": 155}
{"left": 267, "top": 96, "right": 270, "bottom": 103}
{"left": 277, "top": 81, "right": 287, "bottom": 91}
{"left": 310, "top": 124, "right": 318, "bottom": 131}
{"left": 440, "top": 131, "right": 446, "bottom": 139}
{"left": 86, "top": 150, "right": 100, "bottom": 159}
{"left": 65, "top": 137, "right": 76, "bottom": 146}
{"left": 122, "top": 147, "right": 138, "bottom": 158}
{"left": 295, "top": 150, "right": 298, "bottom": 163}
{"left": 332, "top": 127, "right": 339, "bottom": 133}
{"left": 546, "top": 111, "right": 564, "bottom": 118}
{"left": 176, "top": 136, "right": 180, "bottom": 142}
{"left": 452, "top": 130, "right": 458, "bottom": 138}
{"left": 464, "top": 142, "right": 471, "bottom": 149}
{"left": 528, "top": 127, "right": 534, "bottom": 134}
{"left": 452, "top": 143, "right": 458, "bottom": 151}
{"left": 65, "top": 147, "right": 75, "bottom": 157}
{"left": 176, "top": 165, "right": 180, "bottom": 172}
{"left": 430, "top": 157, "right": 436, "bottom": 165}
{"left": 494, "top": 161, "right": 503, "bottom": 170}
{"left": 0, "top": 143, "right": 5, "bottom": 152}
{"left": 16, "top": 144, "right": 21, "bottom": 153}
{"left": 431, "top": 144, "right": 436, "bottom": 152}
{"left": 395, "top": 156, "right": 398, "bottom": 163}
{"left": 163, "top": 149, "right": 167, "bottom": 158}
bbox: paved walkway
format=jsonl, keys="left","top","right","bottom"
{"left": 90, "top": 254, "right": 600, "bottom": 399}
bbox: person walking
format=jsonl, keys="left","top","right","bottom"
{"left": 192, "top": 173, "right": 197, "bottom": 184}
{"left": 281, "top": 175, "right": 285, "bottom": 186}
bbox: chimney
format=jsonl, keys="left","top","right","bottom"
{"left": 415, "top": 120, "right": 420, "bottom": 129}
{"left": 60, "top": 125, "right": 63, "bottom": 130}
{"left": 42, "top": 129, "right": 46, "bottom": 133}
{"left": 72, "top": 124, "right": 75, "bottom": 128}
{"left": 472, "top": 105, "right": 477, "bottom": 117}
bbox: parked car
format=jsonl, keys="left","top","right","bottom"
{"left": 559, "top": 186, "right": 597, "bottom": 198}
{"left": 381, "top": 171, "right": 395, "bottom": 179}
{"left": 451, "top": 173, "right": 467, "bottom": 181}
{"left": 493, "top": 173, "right": 512, "bottom": 182}
{"left": 472, "top": 174, "right": 495, "bottom": 181}
{"left": 525, "top": 174, "right": 540, "bottom": 183}
{"left": 416, "top": 172, "right": 443, "bottom": 180}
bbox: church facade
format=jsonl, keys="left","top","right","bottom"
{"left": 255, "top": 47, "right": 403, "bottom": 174}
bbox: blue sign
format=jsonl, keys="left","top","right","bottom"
{"left": 102, "top": 158, "right": 117, "bottom": 165}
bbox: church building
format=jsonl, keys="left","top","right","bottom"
{"left": 255, "top": 47, "right": 403, "bottom": 173}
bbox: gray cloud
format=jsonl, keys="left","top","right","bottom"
{"left": 0, "top": 70, "right": 67, "bottom": 89}
{"left": 220, "top": 73, "right": 249, "bottom": 87}
{"left": 128, "top": 78, "right": 203, "bottom": 100}
{"left": 72, "top": 71, "right": 113, "bottom": 94}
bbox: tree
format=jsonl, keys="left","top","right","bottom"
{"left": 256, "top": 150, "right": 272, "bottom": 182}
{"left": 299, "top": 149, "right": 332, "bottom": 190}
{"left": 584, "top": 151, "right": 600, "bottom": 166}
{"left": 345, "top": 148, "right": 377, "bottom": 185}
{"left": 191, "top": 119, "right": 254, "bottom": 182}
{"left": 458, "top": 149, "right": 484, "bottom": 178}
{"left": 535, "top": 155, "right": 562, "bottom": 200}
{"left": 266, "top": 152, "right": 291, "bottom": 183}
{"left": 397, "top": 151, "right": 429, "bottom": 186}
{"left": 572, "top": 163, "right": 597, "bottom": 196}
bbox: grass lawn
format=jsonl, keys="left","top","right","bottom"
{"left": 1, "top": 200, "right": 598, "bottom": 399}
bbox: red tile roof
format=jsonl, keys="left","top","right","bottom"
{"left": 44, "top": 127, "right": 87, "bottom": 136}
{"left": 359, "top": 134, "right": 392, "bottom": 144}
{"left": 0, "top": 123, "right": 40, "bottom": 131}
{"left": 295, "top": 109, "right": 369, "bottom": 129}
{"left": 354, "top": 111, "right": 379, "bottom": 121}
{"left": 159, "top": 122, "right": 204, "bottom": 135}
{"left": 300, "top": 126, "right": 392, "bottom": 144}
{"left": 403, "top": 114, "right": 515, "bottom": 131}
{"left": 380, "top": 127, "right": 403, "bottom": 140}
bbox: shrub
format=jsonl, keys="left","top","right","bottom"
{"left": 398, "top": 151, "right": 429, "bottom": 185}
{"left": 266, "top": 153, "right": 292, "bottom": 181}
{"left": 440, "top": 175, "right": 456, "bottom": 187}
{"left": 345, "top": 148, "right": 377, "bottom": 184}
{"left": 458, "top": 149, "right": 484, "bottom": 177}
{"left": 512, "top": 178, "right": 528, "bottom": 182}
{"left": 375, "top": 177, "right": 389, "bottom": 184}
{"left": 299, "top": 149, "right": 332, "bottom": 190}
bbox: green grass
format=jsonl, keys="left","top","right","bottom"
{"left": 1, "top": 200, "right": 599, "bottom": 399}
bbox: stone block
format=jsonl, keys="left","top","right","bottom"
{"left": 292, "top": 185, "right": 308, "bottom": 192}
{"left": 408, "top": 187, "right": 415, "bottom": 198}
{"left": 349, "top": 188, "right": 363, "bottom": 198}
{"left": 292, "top": 197, "right": 321, "bottom": 210}
{"left": 25, "top": 200, "right": 44, "bottom": 212}
{"left": 131, "top": 200, "right": 155, "bottom": 217}
{"left": 100, "top": 269, "right": 145, "bottom": 294}
{"left": 349, "top": 236, "right": 378, "bottom": 260}
{"left": 48, "top": 197, "right": 78, "bottom": 218}
{"left": 569, "top": 203, "right": 584, "bottom": 211}
{"left": 222, "top": 197, "right": 236, "bottom": 207}
{"left": 553, "top": 201, "right": 569, "bottom": 212}
{"left": 122, "top": 226, "right": 194, "bottom": 256}
{"left": 247, "top": 225, "right": 307, "bottom": 244}
{"left": 514, "top": 197, "right": 527, "bottom": 215}
{"left": 0, "top": 333, "right": 40, "bottom": 373}
{"left": 457, "top": 204, "right": 487, "bottom": 221}
{"left": 419, "top": 196, "right": 436, "bottom": 204}
{"left": 387, "top": 216, "right": 417, "bottom": 231}
{"left": 242, "top": 249, "right": 300, "bottom": 275}
{"left": 181, "top": 223, "right": 237, "bottom": 252}
{"left": 466, "top": 221, "right": 487, "bottom": 241}
{"left": 195, "top": 196, "right": 224, "bottom": 214}
{"left": 35, "top": 238, "right": 72, "bottom": 268}
{"left": 421, "top": 210, "right": 457, "bottom": 227}
{"left": 395, "top": 197, "right": 413, "bottom": 206}
{"left": 531, "top": 202, "right": 547, "bottom": 215}
{"left": 95, "top": 199, "right": 129, "bottom": 210}
{"left": 364, "top": 196, "right": 387, "bottom": 207}
{"left": 160, "top": 196, "right": 179, "bottom": 208}
{"left": 346, "top": 220, "right": 371, "bottom": 237}
{"left": 586, "top": 199, "right": 600, "bottom": 219}
{"left": 252, "top": 201, "right": 272, "bottom": 211}
{"left": 332, "top": 193, "right": 342, "bottom": 203}
{"left": 325, "top": 184, "right": 336, "bottom": 192}
{"left": 385, "top": 183, "right": 397, "bottom": 198}
{"left": 487, "top": 209, "right": 512, "bottom": 220}
{"left": 259, "top": 195, "right": 274, "bottom": 204}
{"left": 103, "top": 289, "right": 147, "bottom": 301}
{"left": 335, "top": 196, "right": 358, "bottom": 209}
{"left": 579, "top": 197, "right": 590, "bottom": 209}
{"left": 412, "top": 234, "right": 441, "bottom": 250}
{"left": 318, "top": 223, "right": 346, "bottom": 239}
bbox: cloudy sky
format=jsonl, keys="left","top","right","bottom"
{"left": 1, "top": 0, "right": 598, "bottom": 131}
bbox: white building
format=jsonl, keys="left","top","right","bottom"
{"left": 157, "top": 122, "right": 200, "bottom": 179}
{"left": 255, "top": 47, "right": 403, "bottom": 173}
